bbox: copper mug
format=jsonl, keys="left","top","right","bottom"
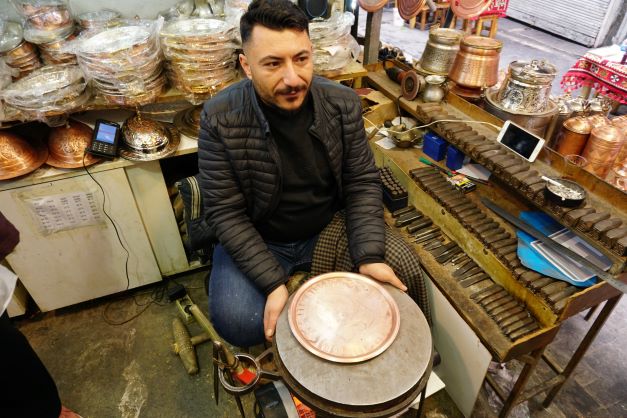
{"left": 555, "top": 116, "right": 591, "bottom": 156}
{"left": 449, "top": 35, "right": 502, "bottom": 90}
{"left": 581, "top": 125, "right": 625, "bottom": 177}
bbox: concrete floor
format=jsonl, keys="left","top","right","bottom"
{"left": 11, "top": 10, "right": 626, "bottom": 418}
{"left": 14, "top": 269, "right": 626, "bottom": 418}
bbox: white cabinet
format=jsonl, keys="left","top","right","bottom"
{"left": 0, "top": 167, "right": 162, "bottom": 311}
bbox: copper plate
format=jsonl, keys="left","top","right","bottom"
{"left": 173, "top": 105, "right": 202, "bottom": 139}
{"left": 358, "top": 0, "right": 388, "bottom": 12}
{"left": 0, "top": 132, "right": 48, "bottom": 180}
{"left": 46, "top": 120, "right": 101, "bottom": 168}
{"left": 398, "top": 0, "right": 427, "bottom": 20}
{"left": 288, "top": 272, "right": 400, "bottom": 363}
{"left": 451, "top": 0, "right": 492, "bottom": 19}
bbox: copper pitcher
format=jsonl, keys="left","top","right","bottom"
{"left": 449, "top": 35, "right": 502, "bottom": 90}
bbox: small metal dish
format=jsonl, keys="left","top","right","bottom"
{"left": 389, "top": 125, "right": 420, "bottom": 148}
{"left": 544, "top": 177, "right": 586, "bottom": 208}
{"left": 119, "top": 115, "right": 181, "bottom": 161}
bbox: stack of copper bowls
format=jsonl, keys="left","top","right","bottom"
{"left": 0, "top": 21, "right": 41, "bottom": 80}
{"left": 38, "top": 31, "right": 77, "bottom": 65}
{"left": 46, "top": 120, "right": 100, "bottom": 168}
{"left": 1, "top": 64, "right": 89, "bottom": 121}
{"left": 416, "top": 27, "right": 463, "bottom": 75}
{"left": 15, "top": 0, "right": 75, "bottom": 45}
{"left": 581, "top": 125, "right": 625, "bottom": 178}
{"left": 449, "top": 35, "right": 502, "bottom": 99}
{"left": 0, "top": 131, "right": 48, "bottom": 180}
{"left": 76, "top": 25, "right": 166, "bottom": 106}
{"left": 554, "top": 116, "right": 591, "bottom": 156}
{"left": 160, "top": 19, "right": 238, "bottom": 104}
{"left": 77, "top": 9, "right": 122, "bottom": 32}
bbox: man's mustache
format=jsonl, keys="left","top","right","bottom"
{"left": 276, "top": 85, "right": 307, "bottom": 95}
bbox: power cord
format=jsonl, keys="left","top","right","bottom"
{"left": 363, "top": 116, "right": 502, "bottom": 135}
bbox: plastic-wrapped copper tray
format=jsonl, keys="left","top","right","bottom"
{"left": 287, "top": 272, "right": 400, "bottom": 363}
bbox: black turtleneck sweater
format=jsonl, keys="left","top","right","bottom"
{"left": 255, "top": 94, "right": 339, "bottom": 242}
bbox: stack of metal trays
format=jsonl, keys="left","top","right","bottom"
{"left": 309, "top": 12, "right": 360, "bottom": 72}
{"left": 15, "top": 0, "right": 75, "bottom": 44}
{"left": 1, "top": 64, "right": 89, "bottom": 121}
{"left": 77, "top": 9, "right": 122, "bottom": 32}
{"left": 38, "top": 31, "right": 77, "bottom": 65}
{"left": 0, "top": 22, "right": 42, "bottom": 80}
{"left": 76, "top": 24, "right": 166, "bottom": 106}
{"left": 160, "top": 19, "right": 239, "bottom": 104}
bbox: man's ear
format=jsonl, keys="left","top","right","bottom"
{"left": 239, "top": 53, "right": 252, "bottom": 79}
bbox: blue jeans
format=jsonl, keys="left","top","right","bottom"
{"left": 208, "top": 235, "right": 318, "bottom": 347}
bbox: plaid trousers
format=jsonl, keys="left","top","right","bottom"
{"left": 310, "top": 212, "right": 432, "bottom": 326}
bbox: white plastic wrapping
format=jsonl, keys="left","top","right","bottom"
{"left": 310, "top": 12, "right": 360, "bottom": 72}
{"left": 0, "top": 64, "right": 90, "bottom": 122}
{"left": 160, "top": 18, "right": 239, "bottom": 104}
{"left": 11, "top": 0, "right": 75, "bottom": 44}
{"left": 73, "top": 19, "right": 167, "bottom": 106}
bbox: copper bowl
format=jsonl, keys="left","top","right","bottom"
{"left": 0, "top": 131, "right": 48, "bottom": 180}
{"left": 46, "top": 120, "right": 101, "bottom": 168}
{"left": 173, "top": 105, "right": 202, "bottom": 139}
{"left": 449, "top": 35, "right": 502, "bottom": 89}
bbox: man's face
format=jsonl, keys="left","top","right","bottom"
{"left": 239, "top": 26, "right": 313, "bottom": 111}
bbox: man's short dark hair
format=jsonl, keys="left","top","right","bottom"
{"left": 240, "top": 0, "right": 309, "bottom": 45}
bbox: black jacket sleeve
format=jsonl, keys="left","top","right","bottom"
{"left": 339, "top": 94, "right": 386, "bottom": 266}
{"left": 197, "top": 110, "right": 288, "bottom": 295}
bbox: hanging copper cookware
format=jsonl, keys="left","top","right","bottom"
{"left": 0, "top": 131, "right": 48, "bottom": 180}
{"left": 46, "top": 120, "right": 101, "bottom": 168}
{"left": 358, "top": 0, "right": 388, "bottom": 12}
{"left": 398, "top": 0, "right": 427, "bottom": 21}
{"left": 449, "top": 35, "right": 502, "bottom": 90}
{"left": 451, "top": 0, "right": 492, "bottom": 19}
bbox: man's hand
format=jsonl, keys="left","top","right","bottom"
{"left": 263, "top": 284, "right": 289, "bottom": 341}
{"left": 359, "top": 262, "right": 407, "bottom": 291}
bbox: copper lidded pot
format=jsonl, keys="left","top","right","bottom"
{"left": 496, "top": 59, "right": 557, "bottom": 113}
{"left": 419, "top": 27, "right": 464, "bottom": 75}
{"left": 555, "top": 116, "right": 591, "bottom": 156}
{"left": 581, "top": 125, "right": 625, "bottom": 178}
{"left": 449, "top": 35, "right": 503, "bottom": 90}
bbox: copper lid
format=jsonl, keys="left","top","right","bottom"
{"left": 47, "top": 120, "right": 101, "bottom": 168}
{"left": 586, "top": 114, "right": 611, "bottom": 130}
{"left": 563, "top": 116, "right": 592, "bottom": 135}
{"left": 461, "top": 35, "right": 503, "bottom": 51}
{"left": 119, "top": 114, "right": 181, "bottom": 161}
{"left": 508, "top": 59, "right": 557, "bottom": 85}
{"left": 590, "top": 125, "right": 624, "bottom": 144}
{"left": 0, "top": 131, "right": 48, "bottom": 180}
{"left": 451, "top": 0, "right": 492, "bottom": 19}
{"left": 611, "top": 115, "right": 627, "bottom": 131}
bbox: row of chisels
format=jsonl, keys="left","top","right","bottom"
{"left": 392, "top": 205, "right": 541, "bottom": 340}
{"left": 413, "top": 102, "right": 627, "bottom": 258}
{"left": 408, "top": 166, "right": 581, "bottom": 314}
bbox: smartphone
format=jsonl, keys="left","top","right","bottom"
{"left": 496, "top": 120, "right": 545, "bottom": 163}
{"left": 87, "top": 119, "right": 121, "bottom": 159}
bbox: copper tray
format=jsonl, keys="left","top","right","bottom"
{"left": 451, "top": 0, "right": 492, "bottom": 19}
{"left": 398, "top": 0, "right": 427, "bottom": 21}
{"left": 358, "top": 0, "right": 388, "bottom": 13}
{"left": 287, "top": 272, "right": 400, "bottom": 363}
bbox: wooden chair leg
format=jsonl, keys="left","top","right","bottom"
{"left": 462, "top": 19, "right": 470, "bottom": 32}
{"left": 475, "top": 18, "right": 483, "bottom": 35}
{"left": 448, "top": 15, "right": 457, "bottom": 29}
{"left": 420, "top": 10, "right": 427, "bottom": 30}
{"left": 489, "top": 17, "right": 499, "bottom": 38}
{"left": 409, "top": 16, "right": 416, "bottom": 29}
